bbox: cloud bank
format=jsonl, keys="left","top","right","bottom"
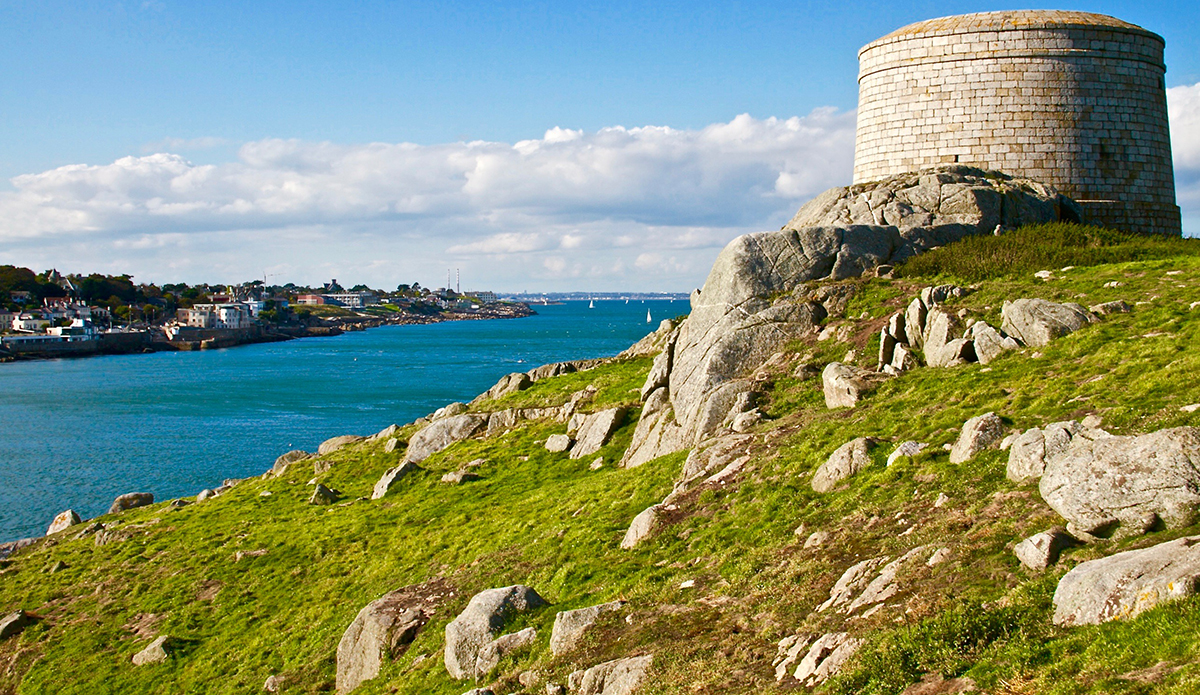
{"left": 4, "top": 84, "right": 1198, "bottom": 291}
{"left": 1, "top": 110, "right": 856, "bottom": 290}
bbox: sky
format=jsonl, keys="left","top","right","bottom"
{"left": 2, "top": 1, "right": 1198, "bottom": 292}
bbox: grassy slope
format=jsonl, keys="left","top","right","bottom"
{"left": 2, "top": 236, "right": 1200, "bottom": 694}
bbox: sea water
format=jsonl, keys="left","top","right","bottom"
{"left": 0, "top": 300, "right": 685, "bottom": 541}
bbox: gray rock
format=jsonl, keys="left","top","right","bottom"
{"left": 432, "top": 402, "right": 469, "bottom": 420}
{"left": 319, "top": 435, "right": 365, "bottom": 456}
{"left": 804, "top": 531, "right": 830, "bottom": 548}
{"left": 922, "top": 309, "right": 964, "bottom": 365}
{"left": 887, "top": 344, "right": 918, "bottom": 373}
{"left": 47, "top": 509, "right": 81, "bottom": 535}
{"left": 1015, "top": 528, "right": 1075, "bottom": 571}
{"left": 440, "top": 471, "right": 480, "bottom": 485}
{"left": 1040, "top": 427, "right": 1200, "bottom": 536}
{"left": 132, "top": 635, "right": 171, "bottom": 665}
{"left": 550, "top": 601, "right": 625, "bottom": 656}
{"left": 844, "top": 546, "right": 931, "bottom": 613}
{"left": 673, "top": 435, "right": 753, "bottom": 497}
{"left": 1088, "top": 300, "right": 1132, "bottom": 315}
{"left": 905, "top": 298, "right": 928, "bottom": 350}
{"left": 196, "top": 489, "right": 218, "bottom": 502}
{"left": 784, "top": 166, "right": 1067, "bottom": 236}
{"left": 267, "top": 450, "right": 311, "bottom": 478}
{"left": 818, "top": 557, "right": 890, "bottom": 612}
{"left": 949, "top": 413, "right": 1005, "bottom": 464}
{"left": 1006, "top": 420, "right": 1102, "bottom": 482}
{"left": 264, "top": 675, "right": 285, "bottom": 692}
{"left": 792, "top": 632, "right": 861, "bottom": 686}
{"left": 639, "top": 334, "right": 676, "bottom": 400}
{"left": 774, "top": 634, "right": 812, "bottom": 682}
{"left": 545, "top": 434, "right": 573, "bottom": 453}
{"left": 877, "top": 328, "right": 897, "bottom": 372}
{"left": 887, "top": 441, "right": 928, "bottom": 466}
{"left": 405, "top": 414, "right": 488, "bottom": 463}
{"left": 620, "top": 505, "right": 662, "bottom": 549}
{"left": 822, "top": 362, "right": 879, "bottom": 409}
{"left": 0, "top": 610, "right": 33, "bottom": 640}
{"left": 570, "top": 408, "right": 627, "bottom": 459}
{"left": 309, "top": 484, "right": 340, "bottom": 505}
{"left": 929, "top": 338, "right": 975, "bottom": 368}
{"left": 969, "top": 321, "right": 1020, "bottom": 365}
{"left": 812, "top": 438, "right": 878, "bottom": 493}
{"left": 620, "top": 319, "right": 677, "bottom": 359}
{"left": 476, "top": 372, "right": 532, "bottom": 402}
{"left": 575, "top": 655, "right": 653, "bottom": 695}
{"left": 0, "top": 538, "right": 35, "bottom": 560}
{"left": 1001, "top": 299, "right": 1093, "bottom": 347}
{"left": 1053, "top": 535, "right": 1200, "bottom": 626}
{"left": 372, "top": 461, "right": 419, "bottom": 499}
{"left": 336, "top": 590, "right": 432, "bottom": 692}
{"left": 444, "top": 585, "right": 548, "bottom": 680}
{"left": 108, "top": 492, "right": 154, "bottom": 515}
{"left": 383, "top": 438, "right": 401, "bottom": 454}
{"left": 729, "top": 409, "right": 764, "bottom": 433}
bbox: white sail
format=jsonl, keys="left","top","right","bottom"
{"left": 588, "top": 299, "right": 594, "bottom": 309}
{"left": 646, "top": 310, "right": 652, "bottom": 323}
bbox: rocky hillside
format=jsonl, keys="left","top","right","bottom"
{"left": 2, "top": 169, "right": 1200, "bottom": 695}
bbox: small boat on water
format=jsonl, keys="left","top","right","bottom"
{"left": 588, "top": 299, "right": 595, "bottom": 309}
{"left": 646, "top": 310, "right": 652, "bottom": 323}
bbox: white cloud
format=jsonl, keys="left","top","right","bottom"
{"left": 0, "top": 109, "right": 857, "bottom": 289}
{"left": 1168, "top": 83, "right": 1200, "bottom": 236}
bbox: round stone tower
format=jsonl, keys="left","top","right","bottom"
{"left": 853, "top": 10, "right": 1181, "bottom": 236}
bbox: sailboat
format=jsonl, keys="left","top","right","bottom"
{"left": 588, "top": 299, "right": 595, "bottom": 309}
{"left": 646, "top": 310, "right": 652, "bottom": 323}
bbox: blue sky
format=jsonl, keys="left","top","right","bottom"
{"left": 2, "top": 1, "right": 1198, "bottom": 290}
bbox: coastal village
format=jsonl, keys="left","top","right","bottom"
{"left": 0, "top": 267, "right": 530, "bottom": 361}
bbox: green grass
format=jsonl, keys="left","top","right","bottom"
{"left": 896, "top": 223, "right": 1200, "bottom": 282}
{"left": 3, "top": 245, "right": 1200, "bottom": 694}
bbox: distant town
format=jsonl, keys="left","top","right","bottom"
{"left": 0, "top": 266, "right": 531, "bottom": 361}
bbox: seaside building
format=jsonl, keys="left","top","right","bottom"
{"left": 853, "top": 10, "right": 1180, "bottom": 235}
{"left": 322, "top": 291, "right": 379, "bottom": 308}
{"left": 296, "top": 294, "right": 326, "bottom": 306}
{"left": 178, "top": 303, "right": 254, "bottom": 330}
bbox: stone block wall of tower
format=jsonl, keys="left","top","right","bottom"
{"left": 852, "top": 11, "right": 1182, "bottom": 236}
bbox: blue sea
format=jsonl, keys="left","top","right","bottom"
{"left": 0, "top": 300, "right": 685, "bottom": 542}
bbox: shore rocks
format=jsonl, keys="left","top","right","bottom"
{"left": 1040, "top": 427, "right": 1200, "bottom": 536}
{"left": 822, "top": 363, "right": 880, "bottom": 408}
{"left": 318, "top": 435, "right": 365, "bottom": 456}
{"left": 372, "top": 461, "right": 419, "bottom": 500}
{"left": 550, "top": 601, "right": 625, "bottom": 656}
{"left": 336, "top": 590, "right": 435, "bottom": 692}
{"left": 569, "top": 408, "right": 627, "bottom": 459}
{"left": 132, "top": 635, "right": 172, "bottom": 665}
{"left": 1053, "top": 536, "right": 1200, "bottom": 626}
{"left": 266, "top": 450, "right": 312, "bottom": 478}
{"left": 475, "top": 372, "right": 532, "bottom": 403}
{"left": 47, "top": 510, "right": 81, "bottom": 535}
{"left": 405, "top": 414, "right": 488, "bottom": 464}
{"left": 1001, "top": 299, "right": 1093, "bottom": 347}
{"left": 573, "top": 655, "right": 653, "bottom": 695}
{"left": 444, "top": 585, "right": 548, "bottom": 680}
{"left": 812, "top": 438, "right": 878, "bottom": 492}
{"left": 949, "top": 413, "right": 1005, "bottom": 464}
{"left": 108, "top": 492, "right": 154, "bottom": 515}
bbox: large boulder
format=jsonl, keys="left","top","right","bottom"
{"left": 949, "top": 413, "right": 1005, "bottom": 464}
{"left": 574, "top": 655, "right": 653, "bottom": 695}
{"left": 822, "top": 363, "right": 880, "bottom": 409}
{"left": 404, "top": 414, "right": 488, "bottom": 464}
{"left": 620, "top": 505, "right": 662, "bottom": 550}
{"left": 785, "top": 166, "right": 1072, "bottom": 235}
{"left": 444, "top": 585, "right": 548, "bottom": 680}
{"left": 47, "top": 510, "right": 81, "bottom": 535}
{"left": 1053, "top": 535, "right": 1200, "bottom": 626}
{"left": 570, "top": 408, "right": 627, "bottom": 459}
{"left": 1040, "top": 427, "right": 1200, "bottom": 536}
{"left": 1006, "top": 420, "right": 1108, "bottom": 482}
{"left": 812, "top": 438, "right": 878, "bottom": 493}
{"left": 970, "top": 322, "right": 1020, "bottom": 365}
{"left": 108, "top": 492, "right": 154, "bottom": 515}
{"left": 1001, "top": 299, "right": 1093, "bottom": 348}
{"left": 474, "top": 372, "right": 533, "bottom": 403}
{"left": 336, "top": 589, "right": 436, "bottom": 692}
{"left": 550, "top": 601, "right": 625, "bottom": 656}
{"left": 319, "top": 435, "right": 365, "bottom": 456}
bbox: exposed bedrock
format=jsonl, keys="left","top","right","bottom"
{"left": 620, "top": 166, "right": 1070, "bottom": 468}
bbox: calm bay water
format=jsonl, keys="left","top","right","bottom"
{"left": 0, "top": 300, "right": 685, "bottom": 541}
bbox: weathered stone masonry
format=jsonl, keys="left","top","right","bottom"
{"left": 853, "top": 11, "right": 1181, "bottom": 236}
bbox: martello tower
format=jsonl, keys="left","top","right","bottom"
{"left": 853, "top": 10, "right": 1181, "bottom": 236}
